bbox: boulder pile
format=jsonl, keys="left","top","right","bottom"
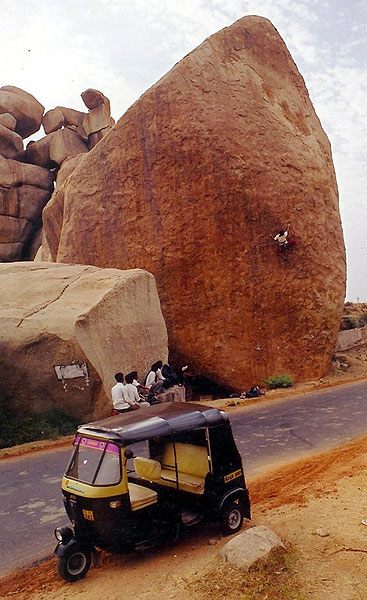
{"left": 41, "top": 16, "right": 346, "bottom": 390}
{"left": 0, "top": 86, "right": 114, "bottom": 262}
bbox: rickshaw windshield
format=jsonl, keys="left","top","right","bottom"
{"left": 66, "top": 435, "right": 121, "bottom": 486}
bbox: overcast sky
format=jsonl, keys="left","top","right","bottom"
{"left": 1, "top": 0, "right": 366, "bottom": 300}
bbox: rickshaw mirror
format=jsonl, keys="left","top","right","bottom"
{"left": 124, "top": 448, "right": 134, "bottom": 460}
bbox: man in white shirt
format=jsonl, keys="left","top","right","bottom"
{"left": 125, "top": 373, "right": 150, "bottom": 407}
{"left": 145, "top": 361, "right": 165, "bottom": 392}
{"left": 111, "top": 372, "right": 132, "bottom": 413}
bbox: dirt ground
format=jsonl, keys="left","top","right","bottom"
{"left": 1, "top": 342, "right": 367, "bottom": 599}
{"left": 1, "top": 435, "right": 367, "bottom": 600}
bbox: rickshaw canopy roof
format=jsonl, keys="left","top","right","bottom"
{"left": 77, "top": 403, "right": 230, "bottom": 444}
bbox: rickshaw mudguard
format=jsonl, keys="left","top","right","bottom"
{"left": 218, "top": 487, "right": 251, "bottom": 519}
{"left": 54, "top": 537, "right": 94, "bottom": 558}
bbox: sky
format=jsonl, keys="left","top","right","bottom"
{"left": 1, "top": 0, "right": 366, "bottom": 300}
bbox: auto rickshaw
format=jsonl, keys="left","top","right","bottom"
{"left": 54, "top": 402, "right": 251, "bottom": 581}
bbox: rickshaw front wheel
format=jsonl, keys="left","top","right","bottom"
{"left": 57, "top": 547, "right": 92, "bottom": 582}
{"left": 221, "top": 501, "right": 244, "bottom": 535}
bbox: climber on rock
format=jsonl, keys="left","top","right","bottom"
{"left": 273, "top": 224, "right": 296, "bottom": 254}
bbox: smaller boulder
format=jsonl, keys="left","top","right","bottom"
{"left": 0, "top": 113, "right": 17, "bottom": 131}
{"left": 81, "top": 88, "right": 110, "bottom": 111}
{"left": 42, "top": 107, "right": 64, "bottom": 134}
{"left": 0, "top": 186, "right": 51, "bottom": 222}
{"left": 81, "top": 88, "right": 114, "bottom": 147}
{"left": 0, "top": 156, "right": 54, "bottom": 190}
{"left": 219, "top": 525, "right": 285, "bottom": 570}
{"left": 0, "top": 124, "right": 23, "bottom": 159}
{"left": 25, "top": 135, "right": 53, "bottom": 168}
{"left": 0, "top": 85, "right": 44, "bottom": 138}
{"left": 49, "top": 127, "right": 88, "bottom": 165}
{"left": 25, "top": 128, "right": 88, "bottom": 168}
{"left": 42, "top": 106, "right": 86, "bottom": 134}
{"left": 83, "top": 104, "right": 113, "bottom": 136}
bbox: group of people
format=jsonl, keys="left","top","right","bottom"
{"left": 111, "top": 360, "right": 186, "bottom": 414}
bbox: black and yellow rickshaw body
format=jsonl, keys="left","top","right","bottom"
{"left": 60, "top": 435, "right": 169, "bottom": 553}
{"left": 55, "top": 403, "right": 251, "bottom": 581}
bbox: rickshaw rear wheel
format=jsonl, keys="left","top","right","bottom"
{"left": 57, "top": 547, "right": 92, "bottom": 582}
{"left": 221, "top": 501, "right": 244, "bottom": 535}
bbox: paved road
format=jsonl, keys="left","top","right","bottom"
{"left": 1, "top": 380, "right": 366, "bottom": 576}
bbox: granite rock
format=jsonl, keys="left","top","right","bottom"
{"left": 41, "top": 16, "right": 346, "bottom": 389}
{"left": 0, "top": 263, "right": 168, "bottom": 419}
{"left": 0, "top": 85, "right": 44, "bottom": 138}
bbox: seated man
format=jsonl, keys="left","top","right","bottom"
{"left": 124, "top": 372, "right": 150, "bottom": 407}
{"left": 111, "top": 372, "right": 132, "bottom": 414}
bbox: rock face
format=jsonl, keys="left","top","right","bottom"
{"left": 0, "top": 263, "right": 168, "bottom": 420}
{"left": 42, "top": 16, "right": 346, "bottom": 390}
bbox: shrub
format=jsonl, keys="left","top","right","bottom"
{"left": 265, "top": 374, "right": 294, "bottom": 389}
{"left": 0, "top": 403, "right": 77, "bottom": 449}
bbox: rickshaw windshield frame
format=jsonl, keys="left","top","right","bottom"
{"left": 66, "top": 435, "right": 122, "bottom": 486}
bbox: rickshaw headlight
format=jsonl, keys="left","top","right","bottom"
{"left": 54, "top": 526, "right": 73, "bottom": 543}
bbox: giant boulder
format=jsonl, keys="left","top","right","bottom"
{"left": 42, "top": 16, "right": 346, "bottom": 390}
{"left": 0, "top": 263, "right": 168, "bottom": 420}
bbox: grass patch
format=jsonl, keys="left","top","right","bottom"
{"left": 265, "top": 374, "right": 294, "bottom": 389}
{"left": 187, "top": 548, "right": 305, "bottom": 600}
{"left": 0, "top": 405, "right": 78, "bottom": 449}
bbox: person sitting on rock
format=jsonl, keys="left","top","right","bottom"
{"left": 155, "top": 360, "right": 165, "bottom": 383}
{"left": 111, "top": 372, "right": 132, "bottom": 414}
{"left": 126, "top": 370, "right": 149, "bottom": 395}
{"left": 145, "top": 361, "right": 165, "bottom": 393}
{"left": 161, "top": 364, "right": 180, "bottom": 389}
{"left": 124, "top": 372, "right": 150, "bottom": 407}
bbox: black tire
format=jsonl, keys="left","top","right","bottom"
{"left": 221, "top": 501, "right": 244, "bottom": 535}
{"left": 57, "top": 547, "right": 92, "bottom": 582}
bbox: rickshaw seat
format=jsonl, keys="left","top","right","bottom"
{"left": 159, "top": 443, "right": 209, "bottom": 495}
{"left": 128, "top": 482, "right": 158, "bottom": 511}
{"left": 134, "top": 457, "right": 162, "bottom": 480}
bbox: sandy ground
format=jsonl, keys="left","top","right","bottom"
{"left": 1, "top": 342, "right": 367, "bottom": 599}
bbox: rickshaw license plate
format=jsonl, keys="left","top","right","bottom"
{"left": 224, "top": 469, "right": 242, "bottom": 483}
{"left": 82, "top": 509, "right": 95, "bottom": 521}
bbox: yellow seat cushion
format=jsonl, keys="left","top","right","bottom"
{"left": 128, "top": 483, "right": 157, "bottom": 511}
{"left": 134, "top": 457, "right": 162, "bottom": 480}
{"left": 158, "top": 443, "right": 209, "bottom": 494}
{"left": 160, "top": 468, "right": 205, "bottom": 494}
{"left": 162, "top": 443, "right": 209, "bottom": 477}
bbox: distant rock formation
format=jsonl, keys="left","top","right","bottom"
{"left": 42, "top": 16, "right": 346, "bottom": 390}
{"left": 0, "top": 86, "right": 114, "bottom": 262}
{"left": 0, "top": 263, "right": 167, "bottom": 420}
